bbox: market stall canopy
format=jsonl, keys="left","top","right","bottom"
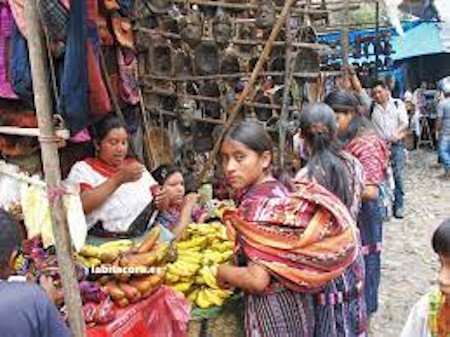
{"left": 391, "top": 21, "right": 450, "bottom": 60}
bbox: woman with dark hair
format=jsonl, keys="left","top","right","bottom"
{"left": 216, "top": 120, "right": 359, "bottom": 337}
{"left": 325, "top": 89, "right": 389, "bottom": 318}
{"left": 67, "top": 115, "right": 165, "bottom": 235}
{"left": 295, "top": 103, "right": 368, "bottom": 337}
{"left": 151, "top": 165, "right": 200, "bottom": 241}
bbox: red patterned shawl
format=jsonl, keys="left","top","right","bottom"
{"left": 223, "top": 180, "right": 359, "bottom": 292}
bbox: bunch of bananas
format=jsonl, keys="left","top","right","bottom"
{"left": 165, "top": 222, "right": 234, "bottom": 309}
{"left": 75, "top": 239, "right": 134, "bottom": 268}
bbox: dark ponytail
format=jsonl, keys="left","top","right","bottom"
{"left": 300, "top": 103, "right": 352, "bottom": 207}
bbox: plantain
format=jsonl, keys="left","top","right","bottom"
{"left": 99, "top": 239, "right": 133, "bottom": 249}
{"left": 137, "top": 226, "right": 161, "bottom": 253}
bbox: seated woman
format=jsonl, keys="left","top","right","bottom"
{"left": 151, "top": 165, "right": 199, "bottom": 241}
{"left": 67, "top": 115, "right": 163, "bottom": 235}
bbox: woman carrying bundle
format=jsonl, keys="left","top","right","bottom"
{"left": 295, "top": 103, "right": 368, "bottom": 337}
{"left": 215, "top": 120, "right": 359, "bottom": 337}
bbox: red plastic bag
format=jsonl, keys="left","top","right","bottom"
{"left": 87, "top": 286, "right": 191, "bottom": 337}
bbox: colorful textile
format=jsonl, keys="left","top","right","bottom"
{"left": 66, "top": 158, "right": 157, "bottom": 233}
{"left": 358, "top": 199, "right": 382, "bottom": 315}
{"left": 234, "top": 180, "right": 315, "bottom": 337}
{"left": 117, "top": 48, "right": 139, "bottom": 105}
{"left": 224, "top": 180, "right": 359, "bottom": 292}
{"left": 294, "top": 152, "right": 364, "bottom": 220}
{"left": 313, "top": 255, "right": 367, "bottom": 337}
{"left": 0, "top": 3, "right": 18, "bottom": 99}
{"left": 428, "top": 289, "right": 450, "bottom": 337}
{"left": 37, "top": 0, "right": 69, "bottom": 42}
{"left": 345, "top": 131, "right": 389, "bottom": 186}
{"left": 245, "top": 288, "right": 315, "bottom": 337}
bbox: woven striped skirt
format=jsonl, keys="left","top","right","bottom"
{"left": 245, "top": 289, "right": 315, "bottom": 337}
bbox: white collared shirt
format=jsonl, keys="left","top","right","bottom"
{"left": 371, "top": 97, "right": 409, "bottom": 141}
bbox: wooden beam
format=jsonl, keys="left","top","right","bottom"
{"left": 0, "top": 126, "right": 70, "bottom": 139}
{"left": 24, "top": 0, "right": 86, "bottom": 336}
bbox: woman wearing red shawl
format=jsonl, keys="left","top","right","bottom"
{"left": 216, "top": 120, "right": 359, "bottom": 337}
{"left": 325, "top": 90, "right": 389, "bottom": 317}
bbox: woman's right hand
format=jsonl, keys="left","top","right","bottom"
{"left": 114, "top": 162, "right": 144, "bottom": 185}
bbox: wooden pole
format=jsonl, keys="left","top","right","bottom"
{"left": 278, "top": 14, "right": 294, "bottom": 170}
{"left": 24, "top": 1, "right": 86, "bottom": 337}
{"left": 196, "top": 0, "right": 298, "bottom": 186}
{"left": 341, "top": 0, "right": 350, "bottom": 71}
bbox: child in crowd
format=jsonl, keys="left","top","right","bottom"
{"left": 400, "top": 218, "right": 450, "bottom": 337}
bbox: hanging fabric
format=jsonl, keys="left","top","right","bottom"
{"left": 0, "top": 2, "right": 19, "bottom": 99}
{"left": 59, "top": 0, "right": 89, "bottom": 134}
{"left": 117, "top": 48, "right": 139, "bottom": 105}
{"left": 9, "top": 24, "right": 33, "bottom": 106}
{"left": 86, "top": 0, "right": 112, "bottom": 117}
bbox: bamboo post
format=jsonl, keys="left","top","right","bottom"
{"left": 24, "top": 1, "right": 86, "bottom": 337}
{"left": 196, "top": 0, "right": 298, "bottom": 186}
{"left": 278, "top": 14, "right": 294, "bottom": 169}
{"left": 341, "top": 0, "right": 350, "bottom": 72}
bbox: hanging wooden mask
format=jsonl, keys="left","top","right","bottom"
{"left": 295, "top": 49, "right": 320, "bottom": 73}
{"left": 195, "top": 43, "right": 219, "bottom": 75}
{"left": 255, "top": 0, "right": 276, "bottom": 30}
{"left": 220, "top": 53, "right": 240, "bottom": 74}
{"left": 174, "top": 50, "right": 194, "bottom": 77}
{"left": 213, "top": 11, "right": 233, "bottom": 47}
{"left": 150, "top": 44, "right": 173, "bottom": 76}
{"left": 179, "top": 12, "right": 204, "bottom": 48}
{"left": 199, "top": 80, "right": 222, "bottom": 119}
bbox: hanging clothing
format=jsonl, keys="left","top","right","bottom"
{"left": 66, "top": 158, "right": 157, "bottom": 233}
{"left": 9, "top": 24, "right": 33, "bottom": 105}
{"left": 0, "top": 3, "right": 18, "bottom": 99}
{"left": 117, "top": 48, "right": 139, "bottom": 105}
{"left": 59, "top": 0, "right": 89, "bottom": 134}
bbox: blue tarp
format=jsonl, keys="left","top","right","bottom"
{"left": 391, "top": 22, "right": 445, "bottom": 60}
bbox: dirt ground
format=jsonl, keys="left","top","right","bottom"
{"left": 371, "top": 150, "right": 450, "bottom": 336}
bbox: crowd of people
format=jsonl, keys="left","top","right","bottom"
{"left": 1, "top": 70, "right": 450, "bottom": 337}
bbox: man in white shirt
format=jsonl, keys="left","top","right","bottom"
{"left": 370, "top": 80, "right": 409, "bottom": 219}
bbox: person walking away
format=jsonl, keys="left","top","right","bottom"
{"left": 436, "top": 82, "right": 450, "bottom": 180}
{"left": 216, "top": 120, "right": 359, "bottom": 337}
{"left": 295, "top": 103, "right": 369, "bottom": 337}
{"left": 370, "top": 80, "right": 409, "bottom": 219}
{"left": 400, "top": 218, "right": 450, "bottom": 336}
{"left": 325, "top": 90, "right": 390, "bottom": 318}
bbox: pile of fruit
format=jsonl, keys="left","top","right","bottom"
{"left": 165, "top": 222, "right": 235, "bottom": 309}
{"left": 76, "top": 226, "right": 168, "bottom": 308}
